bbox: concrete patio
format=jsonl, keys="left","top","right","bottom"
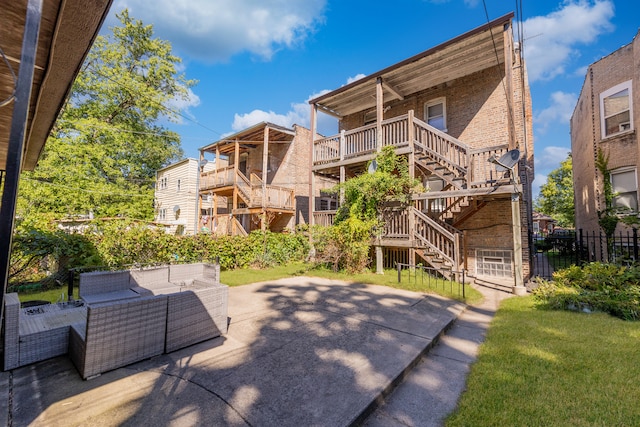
{"left": 1, "top": 277, "right": 467, "bottom": 426}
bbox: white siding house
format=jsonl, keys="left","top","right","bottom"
{"left": 155, "top": 158, "right": 217, "bottom": 235}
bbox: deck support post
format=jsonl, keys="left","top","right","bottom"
{"left": 262, "top": 126, "right": 269, "bottom": 231}
{"left": 232, "top": 139, "right": 239, "bottom": 235}
{"left": 511, "top": 192, "right": 526, "bottom": 294}
{"left": 0, "top": 0, "right": 43, "bottom": 315}
{"left": 376, "top": 78, "right": 384, "bottom": 152}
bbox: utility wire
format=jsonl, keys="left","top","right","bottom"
{"left": 482, "top": 0, "right": 518, "bottom": 148}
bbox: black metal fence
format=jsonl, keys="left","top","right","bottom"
{"left": 531, "top": 229, "right": 640, "bottom": 279}
{"left": 395, "top": 262, "right": 466, "bottom": 298}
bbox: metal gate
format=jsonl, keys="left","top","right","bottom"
{"left": 531, "top": 229, "right": 640, "bottom": 280}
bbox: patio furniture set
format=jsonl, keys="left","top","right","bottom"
{"left": 4, "top": 263, "right": 229, "bottom": 379}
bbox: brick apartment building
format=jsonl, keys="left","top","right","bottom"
{"left": 197, "top": 122, "right": 333, "bottom": 235}
{"left": 571, "top": 30, "right": 639, "bottom": 235}
{"left": 309, "top": 13, "right": 535, "bottom": 290}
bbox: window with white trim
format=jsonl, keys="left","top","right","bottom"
{"left": 158, "top": 208, "right": 167, "bottom": 221}
{"left": 600, "top": 81, "right": 633, "bottom": 138}
{"left": 424, "top": 98, "right": 447, "bottom": 132}
{"left": 611, "top": 167, "right": 638, "bottom": 212}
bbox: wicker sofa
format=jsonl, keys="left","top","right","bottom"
{"left": 68, "top": 263, "right": 228, "bottom": 378}
{"left": 69, "top": 295, "right": 168, "bottom": 379}
{"left": 4, "top": 263, "right": 228, "bottom": 378}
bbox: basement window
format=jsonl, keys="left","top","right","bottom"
{"left": 476, "top": 249, "right": 512, "bottom": 278}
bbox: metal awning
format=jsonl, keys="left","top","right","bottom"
{"left": 309, "top": 13, "right": 513, "bottom": 117}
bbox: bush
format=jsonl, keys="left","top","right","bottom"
{"left": 533, "top": 262, "right": 640, "bottom": 320}
{"left": 312, "top": 219, "right": 374, "bottom": 273}
{"left": 9, "top": 222, "right": 311, "bottom": 293}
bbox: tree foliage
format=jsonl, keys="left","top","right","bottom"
{"left": 17, "top": 10, "right": 195, "bottom": 222}
{"left": 315, "top": 147, "right": 423, "bottom": 272}
{"left": 332, "top": 146, "right": 423, "bottom": 225}
{"left": 535, "top": 154, "right": 575, "bottom": 227}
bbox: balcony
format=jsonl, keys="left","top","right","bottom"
{"left": 313, "top": 112, "right": 510, "bottom": 189}
{"left": 200, "top": 166, "right": 294, "bottom": 211}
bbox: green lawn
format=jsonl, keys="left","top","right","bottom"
{"left": 220, "top": 262, "right": 480, "bottom": 303}
{"left": 446, "top": 296, "right": 640, "bottom": 426}
{"left": 16, "top": 262, "right": 481, "bottom": 304}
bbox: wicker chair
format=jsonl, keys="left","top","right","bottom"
{"left": 69, "top": 295, "right": 168, "bottom": 379}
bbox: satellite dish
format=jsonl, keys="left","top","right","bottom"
{"left": 368, "top": 159, "right": 378, "bottom": 174}
{"left": 173, "top": 205, "right": 181, "bottom": 213}
{"left": 489, "top": 149, "right": 520, "bottom": 172}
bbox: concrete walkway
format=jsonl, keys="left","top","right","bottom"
{"left": 2, "top": 277, "right": 476, "bottom": 427}
{"left": 363, "top": 284, "right": 513, "bottom": 426}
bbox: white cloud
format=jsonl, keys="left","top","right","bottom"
{"left": 534, "top": 91, "right": 577, "bottom": 133}
{"left": 535, "top": 146, "right": 571, "bottom": 172}
{"left": 347, "top": 74, "right": 366, "bottom": 84}
{"left": 231, "top": 102, "right": 308, "bottom": 131}
{"left": 111, "top": 0, "right": 327, "bottom": 62}
{"left": 522, "top": 0, "right": 614, "bottom": 82}
{"left": 166, "top": 87, "right": 201, "bottom": 124}
{"left": 231, "top": 89, "right": 337, "bottom": 134}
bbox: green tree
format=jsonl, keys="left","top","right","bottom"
{"left": 535, "top": 154, "right": 575, "bottom": 228}
{"left": 315, "top": 147, "right": 423, "bottom": 272}
{"left": 17, "top": 10, "right": 195, "bottom": 222}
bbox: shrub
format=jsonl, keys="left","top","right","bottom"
{"left": 533, "top": 262, "right": 640, "bottom": 320}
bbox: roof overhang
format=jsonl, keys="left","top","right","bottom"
{"left": 309, "top": 13, "right": 514, "bottom": 118}
{"left": 0, "top": 0, "right": 113, "bottom": 171}
{"left": 200, "top": 122, "right": 296, "bottom": 155}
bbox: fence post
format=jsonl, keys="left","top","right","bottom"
{"left": 462, "top": 270, "right": 465, "bottom": 299}
{"left": 634, "top": 228, "right": 638, "bottom": 262}
{"left": 397, "top": 262, "right": 401, "bottom": 283}
{"left": 67, "top": 269, "right": 75, "bottom": 301}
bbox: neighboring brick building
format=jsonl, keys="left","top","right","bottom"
{"left": 198, "top": 122, "right": 330, "bottom": 235}
{"left": 309, "top": 13, "right": 534, "bottom": 290}
{"left": 155, "top": 158, "right": 217, "bottom": 235}
{"left": 571, "top": 31, "right": 639, "bottom": 236}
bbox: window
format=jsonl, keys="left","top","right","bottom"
{"left": 532, "top": 222, "right": 540, "bottom": 233}
{"left": 158, "top": 208, "right": 166, "bottom": 221}
{"left": 476, "top": 249, "right": 512, "bottom": 278}
{"left": 364, "top": 110, "right": 376, "bottom": 125}
{"left": 600, "top": 81, "right": 633, "bottom": 138}
{"left": 423, "top": 177, "right": 445, "bottom": 212}
{"left": 158, "top": 177, "right": 168, "bottom": 190}
{"left": 424, "top": 98, "right": 447, "bottom": 132}
{"left": 611, "top": 167, "right": 638, "bottom": 211}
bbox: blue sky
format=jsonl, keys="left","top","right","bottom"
{"left": 106, "top": 0, "right": 638, "bottom": 198}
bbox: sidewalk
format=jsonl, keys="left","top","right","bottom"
{"left": 3, "top": 277, "right": 469, "bottom": 427}
{"left": 363, "top": 284, "right": 513, "bottom": 426}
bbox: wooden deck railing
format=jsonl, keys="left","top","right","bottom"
{"left": 381, "top": 207, "right": 409, "bottom": 239}
{"left": 413, "top": 208, "right": 459, "bottom": 268}
{"left": 313, "top": 210, "right": 337, "bottom": 227}
{"left": 313, "top": 112, "right": 510, "bottom": 187}
{"left": 200, "top": 167, "right": 294, "bottom": 210}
